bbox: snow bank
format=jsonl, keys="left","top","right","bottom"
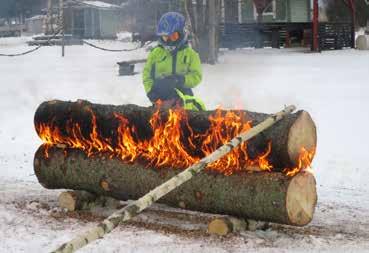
{"left": 1, "top": 38, "right": 369, "bottom": 252}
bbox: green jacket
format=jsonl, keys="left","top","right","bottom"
{"left": 142, "top": 45, "right": 202, "bottom": 94}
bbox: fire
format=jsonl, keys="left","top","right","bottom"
{"left": 141, "top": 108, "right": 198, "bottom": 168}
{"left": 283, "top": 147, "right": 316, "bottom": 177}
{"left": 36, "top": 106, "right": 314, "bottom": 176}
{"left": 198, "top": 110, "right": 272, "bottom": 175}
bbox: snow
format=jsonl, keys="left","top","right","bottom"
{"left": 116, "top": 32, "right": 133, "bottom": 42}
{"left": 1, "top": 37, "right": 369, "bottom": 252}
{"left": 80, "top": 0, "right": 122, "bottom": 9}
{"left": 25, "top": 15, "right": 46, "bottom": 21}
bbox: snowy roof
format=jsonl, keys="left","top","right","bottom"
{"left": 25, "top": 15, "right": 46, "bottom": 21}
{"left": 81, "top": 1, "right": 121, "bottom": 9}
{"left": 67, "top": 0, "right": 123, "bottom": 10}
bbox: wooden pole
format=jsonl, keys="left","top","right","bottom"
{"left": 349, "top": 0, "right": 356, "bottom": 48}
{"left": 312, "top": 0, "right": 319, "bottom": 51}
{"left": 51, "top": 105, "right": 296, "bottom": 253}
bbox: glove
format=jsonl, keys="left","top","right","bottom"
{"left": 172, "top": 75, "right": 185, "bottom": 89}
{"left": 158, "top": 75, "right": 185, "bottom": 89}
{"left": 147, "top": 75, "right": 186, "bottom": 103}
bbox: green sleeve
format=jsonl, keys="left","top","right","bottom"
{"left": 184, "top": 50, "right": 202, "bottom": 88}
{"left": 142, "top": 51, "right": 155, "bottom": 93}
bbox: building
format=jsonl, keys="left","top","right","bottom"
{"left": 126, "top": 0, "right": 355, "bottom": 51}
{"left": 220, "top": 0, "right": 355, "bottom": 51}
{"left": 64, "top": 0, "right": 124, "bottom": 39}
{"left": 222, "top": 0, "right": 312, "bottom": 23}
{"left": 25, "top": 15, "right": 46, "bottom": 35}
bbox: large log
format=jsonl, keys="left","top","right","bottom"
{"left": 34, "top": 146, "right": 317, "bottom": 226}
{"left": 34, "top": 100, "right": 317, "bottom": 171}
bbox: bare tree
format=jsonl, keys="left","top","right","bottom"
{"left": 185, "top": 0, "right": 220, "bottom": 64}
{"left": 208, "top": 0, "right": 218, "bottom": 64}
{"left": 45, "top": 0, "right": 53, "bottom": 34}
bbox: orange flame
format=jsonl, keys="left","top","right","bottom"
{"left": 283, "top": 147, "right": 316, "bottom": 177}
{"left": 36, "top": 107, "right": 314, "bottom": 176}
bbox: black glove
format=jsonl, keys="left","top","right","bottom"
{"left": 171, "top": 75, "right": 185, "bottom": 89}
{"left": 147, "top": 75, "right": 186, "bottom": 103}
{"left": 159, "top": 75, "right": 185, "bottom": 89}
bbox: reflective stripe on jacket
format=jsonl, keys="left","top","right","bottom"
{"left": 175, "top": 89, "right": 206, "bottom": 111}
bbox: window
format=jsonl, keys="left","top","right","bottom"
{"left": 253, "top": 0, "right": 276, "bottom": 19}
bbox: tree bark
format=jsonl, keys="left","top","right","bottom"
{"left": 46, "top": 0, "right": 53, "bottom": 35}
{"left": 34, "top": 100, "right": 316, "bottom": 170}
{"left": 184, "top": 0, "right": 199, "bottom": 49}
{"left": 34, "top": 146, "right": 317, "bottom": 226}
{"left": 208, "top": 0, "right": 218, "bottom": 64}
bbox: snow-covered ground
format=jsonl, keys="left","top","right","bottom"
{"left": 1, "top": 37, "right": 369, "bottom": 252}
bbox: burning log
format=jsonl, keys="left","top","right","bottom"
{"left": 35, "top": 146, "right": 317, "bottom": 227}
{"left": 34, "top": 100, "right": 317, "bottom": 174}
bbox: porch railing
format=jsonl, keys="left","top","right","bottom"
{"left": 219, "top": 22, "right": 354, "bottom": 51}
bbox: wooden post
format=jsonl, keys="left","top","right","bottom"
{"left": 312, "top": 0, "right": 319, "bottom": 51}
{"left": 51, "top": 105, "right": 296, "bottom": 253}
{"left": 349, "top": 0, "right": 356, "bottom": 48}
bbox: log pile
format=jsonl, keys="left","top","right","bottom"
{"left": 33, "top": 100, "right": 317, "bottom": 229}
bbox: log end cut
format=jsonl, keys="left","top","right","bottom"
{"left": 286, "top": 172, "right": 317, "bottom": 226}
{"left": 58, "top": 191, "right": 79, "bottom": 211}
{"left": 58, "top": 191, "right": 98, "bottom": 211}
{"left": 208, "top": 218, "right": 232, "bottom": 236}
{"left": 207, "top": 217, "right": 247, "bottom": 236}
{"left": 287, "top": 111, "right": 317, "bottom": 166}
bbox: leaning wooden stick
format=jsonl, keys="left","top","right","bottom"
{"left": 52, "top": 105, "right": 296, "bottom": 253}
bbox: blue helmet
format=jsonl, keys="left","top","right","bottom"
{"left": 157, "top": 12, "right": 187, "bottom": 50}
{"left": 157, "top": 12, "right": 185, "bottom": 37}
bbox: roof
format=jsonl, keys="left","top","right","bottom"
{"left": 81, "top": 1, "right": 121, "bottom": 9}
{"left": 66, "top": 0, "right": 123, "bottom": 10}
{"left": 25, "top": 15, "right": 46, "bottom": 21}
